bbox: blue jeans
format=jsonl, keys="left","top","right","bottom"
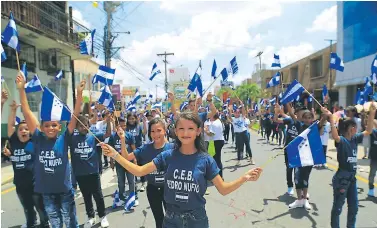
{"left": 330, "top": 171, "right": 358, "bottom": 228}
{"left": 116, "top": 163, "right": 137, "bottom": 201}
{"left": 163, "top": 207, "right": 209, "bottom": 228}
{"left": 42, "top": 189, "right": 78, "bottom": 228}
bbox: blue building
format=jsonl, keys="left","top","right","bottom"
{"left": 335, "top": 2, "right": 377, "bottom": 106}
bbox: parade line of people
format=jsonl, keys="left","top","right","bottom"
{"left": 1, "top": 72, "right": 377, "bottom": 228}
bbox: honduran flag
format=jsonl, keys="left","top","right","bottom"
{"left": 40, "top": 87, "right": 71, "bottom": 121}
{"left": 92, "top": 65, "right": 115, "bottom": 85}
{"left": 286, "top": 121, "right": 325, "bottom": 168}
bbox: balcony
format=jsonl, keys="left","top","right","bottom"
{"left": 1, "top": 1, "right": 90, "bottom": 60}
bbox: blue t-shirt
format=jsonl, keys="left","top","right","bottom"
{"left": 153, "top": 149, "right": 220, "bottom": 212}
{"left": 283, "top": 117, "right": 302, "bottom": 146}
{"left": 32, "top": 129, "right": 71, "bottom": 194}
{"left": 108, "top": 131, "right": 135, "bottom": 153}
{"left": 133, "top": 143, "right": 174, "bottom": 187}
{"left": 68, "top": 131, "right": 104, "bottom": 176}
{"left": 335, "top": 133, "right": 363, "bottom": 172}
{"left": 9, "top": 133, "right": 34, "bottom": 188}
{"left": 198, "top": 112, "right": 208, "bottom": 125}
{"left": 126, "top": 125, "right": 143, "bottom": 148}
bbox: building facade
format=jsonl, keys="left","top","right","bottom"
{"left": 335, "top": 2, "right": 377, "bottom": 106}
{"left": 1, "top": 2, "right": 89, "bottom": 135}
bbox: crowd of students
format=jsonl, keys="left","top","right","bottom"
{"left": 2, "top": 72, "right": 377, "bottom": 228}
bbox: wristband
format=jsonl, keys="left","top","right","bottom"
{"left": 112, "top": 153, "right": 119, "bottom": 160}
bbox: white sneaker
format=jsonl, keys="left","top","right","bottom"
{"left": 100, "top": 216, "right": 109, "bottom": 228}
{"left": 303, "top": 199, "right": 312, "bottom": 210}
{"left": 236, "top": 161, "right": 241, "bottom": 166}
{"left": 368, "top": 189, "right": 375, "bottom": 197}
{"left": 115, "top": 200, "right": 125, "bottom": 207}
{"left": 287, "top": 187, "right": 294, "bottom": 196}
{"left": 140, "top": 183, "right": 146, "bottom": 192}
{"left": 84, "top": 217, "right": 96, "bottom": 228}
{"left": 21, "top": 224, "right": 27, "bottom": 228}
{"left": 134, "top": 200, "right": 139, "bottom": 207}
{"left": 289, "top": 199, "right": 304, "bottom": 209}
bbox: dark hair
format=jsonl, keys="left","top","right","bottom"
{"left": 16, "top": 120, "right": 27, "bottom": 128}
{"left": 188, "top": 99, "right": 196, "bottom": 105}
{"left": 338, "top": 117, "right": 356, "bottom": 136}
{"left": 301, "top": 110, "right": 314, "bottom": 119}
{"left": 147, "top": 117, "right": 166, "bottom": 141}
{"left": 213, "top": 112, "right": 219, "bottom": 120}
{"left": 126, "top": 112, "right": 139, "bottom": 128}
{"left": 116, "top": 117, "right": 126, "bottom": 126}
{"left": 174, "top": 112, "right": 207, "bottom": 153}
{"left": 77, "top": 115, "right": 89, "bottom": 127}
{"left": 295, "top": 105, "right": 307, "bottom": 114}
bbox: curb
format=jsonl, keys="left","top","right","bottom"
{"left": 1, "top": 176, "right": 13, "bottom": 186}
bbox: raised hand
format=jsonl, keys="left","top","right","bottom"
{"left": 206, "top": 92, "right": 213, "bottom": 101}
{"left": 77, "top": 80, "right": 86, "bottom": 94}
{"left": 369, "top": 101, "right": 376, "bottom": 113}
{"left": 168, "top": 92, "right": 175, "bottom": 102}
{"left": 116, "top": 126, "right": 125, "bottom": 139}
{"left": 100, "top": 143, "right": 118, "bottom": 158}
{"left": 3, "top": 147, "right": 11, "bottom": 157}
{"left": 15, "top": 72, "right": 26, "bottom": 89}
{"left": 1, "top": 90, "right": 9, "bottom": 104}
{"left": 10, "top": 100, "right": 20, "bottom": 112}
{"left": 321, "top": 106, "right": 332, "bottom": 116}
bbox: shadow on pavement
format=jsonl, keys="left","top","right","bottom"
{"left": 223, "top": 164, "right": 251, "bottom": 172}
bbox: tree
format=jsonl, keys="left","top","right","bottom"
{"left": 234, "top": 83, "right": 262, "bottom": 104}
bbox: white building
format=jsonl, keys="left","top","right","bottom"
{"left": 335, "top": 2, "right": 377, "bottom": 106}
{"left": 168, "top": 67, "right": 190, "bottom": 83}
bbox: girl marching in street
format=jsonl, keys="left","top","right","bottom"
{"left": 322, "top": 104, "right": 376, "bottom": 228}
{"left": 100, "top": 112, "right": 262, "bottom": 228}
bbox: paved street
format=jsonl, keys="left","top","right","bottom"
{"left": 2, "top": 131, "right": 377, "bottom": 228}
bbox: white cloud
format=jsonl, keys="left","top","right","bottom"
{"left": 306, "top": 5, "right": 337, "bottom": 33}
{"left": 72, "top": 9, "right": 92, "bottom": 29}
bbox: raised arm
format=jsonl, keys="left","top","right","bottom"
{"left": 101, "top": 143, "right": 156, "bottom": 177}
{"left": 1, "top": 90, "right": 9, "bottom": 114}
{"left": 322, "top": 107, "right": 340, "bottom": 143}
{"left": 273, "top": 104, "right": 285, "bottom": 124}
{"left": 168, "top": 92, "right": 180, "bottom": 117}
{"left": 363, "top": 103, "right": 377, "bottom": 136}
{"left": 67, "top": 80, "right": 86, "bottom": 134}
{"left": 206, "top": 93, "right": 217, "bottom": 119}
{"left": 286, "top": 103, "right": 297, "bottom": 121}
{"left": 8, "top": 101, "right": 20, "bottom": 137}
{"left": 16, "top": 73, "right": 39, "bottom": 134}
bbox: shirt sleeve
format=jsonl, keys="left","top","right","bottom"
{"left": 133, "top": 145, "right": 144, "bottom": 161}
{"left": 127, "top": 133, "right": 136, "bottom": 146}
{"left": 355, "top": 132, "right": 364, "bottom": 144}
{"left": 199, "top": 112, "right": 208, "bottom": 123}
{"left": 108, "top": 134, "right": 114, "bottom": 147}
{"left": 283, "top": 117, "right": 293, "bottom": 125}
{"left": 32, "top": 128, "right": 41, "bottom": 142}
{"left": 95, "top": 133, "right": 104, "bottom": 142}
{"left": 205, "top": 155, "right": 220, "bottom": 181}
{"left": 152, "top": 150, "right": 169, "bottom": 172}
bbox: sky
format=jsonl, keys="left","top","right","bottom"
{"left": 69, "top": 1, "right": 337, "bottom": 97}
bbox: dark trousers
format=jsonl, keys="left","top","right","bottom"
{"left": 331, "top": 172, "right": 358, "bottom": 228}
{"left": 116, "top": 164, "right": 137, "bottom": 201}
{"left": 231, "top": 124, "right": 235, "bottom": 143}
{"left": 369, "top": 159, "right": 377, "bottom": 190}
{"left": 16, "top": 184, "right": 49, "bottom": 228}
{"left": 294, "top": 166, "right": 313, "bottom": 189}
{"left": 97, "top": 146, "right": 103, "bottom": 174}
{"left": 224, "top": 124, "right": 230, "bottom": 142}
{"left": 265, "top": 127, "right": 272, "bottom": 141}
{"left": 235, "top": 131, "right": 252, "bottom": 160}
{"left": 284, "top": 151, "right": 294, "bottom": 188}
{"left": 214, "top": 140, "right": 224, "bottom": 178}
{"left": 147, "top": 185, "right": 166, "bottom": 228}
{"left": 271, "top": 127, "right": 278, "bottom": 142}
{"left": 76, "top": 173, "right": 106, "bottom": 218}
{"left": 323, "top": 145, "right": 328, "bottom": 162}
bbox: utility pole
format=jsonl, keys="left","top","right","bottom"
{"left": 157, "top": 51, "right": 174, "bottom": 94}
{"left": 325, "top": 39, "right": 336, "bottom": 90}
{"left": 155, "top": 85, "right": 158, "bottom": 101}
{"left": 255, "top": 51, "right": 263, "bottom": 88}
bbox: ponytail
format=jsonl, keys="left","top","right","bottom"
{"left": 338, "top": 117, "right": 356, "bottom": 136}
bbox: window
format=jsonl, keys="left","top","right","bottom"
{"left": 2, "top": 41, "right": 36, "bottom": 72}
{"left": 26, "top": 93, "right": 41, "bottom": 112}
{"left": 310, "top": 57, "right": 323, "bottom": 78}
{"left": 290, "top": 67, "right": 298, "bottom": 81}
{"left": 47, "top": 80, "right": 68, "bottom": 104}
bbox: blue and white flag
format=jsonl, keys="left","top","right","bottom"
{"left": 280, "top": 79, "right": 305, "bottom": 105}
{"left": 25, "top": 75, "right": 42, "bottom": 93}
{"left": 308, "top": 94, "right": 313, "bottom": 103}
{"left": 15, "top": 116, "right": 21, "bottom": 125}
{"left": 230, "top": 85, "right": 236, "bottom": 91}
{"left": 233, "top": 103, "right": 238, "bottom": 111}
{"left": 225, "top": 98, "right": 230, "bottom": 104}
{"left": 358, "top": 91, "right": 365, "bottom": 105}
{"left": 2, "top": 12, "right": 20, "bottom": 52}
{"left": 278, "top": 92, "right": 283, "bottom": 101}
{"left": 330, "top": 53, "right": 344, "bottom": 72}
{"left": 271, "top": 54, "right": 281, "bottom": 68}
{"left": 187, "top": 61, "right": 203, "bottom": 97}
{"left": 266, "top": 72, "right": 280, "bottom": 88}
{"left": 269, "top": 97, "right": 276, "bottom": 105}
{"left": 127, "top": 103, "right": 136, "bottom": 112}
{"left": 112, "top": 190, "right": 120, "bottom": 209}
{"left": 230, "top": 56, "right": 239, "bottom": 75}
{"left": 363, "top": 77, "right": 373, "bottom": 101}
{"left": 213, "top": 95, "right": 222, "bottom": 103}
{"left": 211, "top": 59, "right": 217, "bottom": 79}
{"left": 322, "top": 84, "right": 328, "bottom": 101}
{"left": 247, "top": 97, "right": 251, "bottom": 105}
{"left": 186, "top": 91, "right": 192, "bottom": 99}
{"left": 253, "top": 103, "right": 258, "bottom": 112}
{"left": 1, "top": 43, "right": 6, "bottom": 62}
{"left": 152, "top": 101, "right": 162, "bottom": 109}
{"left": 149, "top": 63, "right": 161, "bottom": 81}
{"left": 21, "top": 62, "right": 28, "bottom": 81}
{"left": 91, "top": 103, "right": 95, "bottom": 110}
{"left": 92, "top": 65, "right": 115, "bottom": 85}
{"left": 296, "top": 94, "right": 301, "bottom": 102}
{"left": 220, "top": 68, "right": 229, "bottom": 81}
{"left": 79, "top": 29, "right": 96, "bottom": 55}
{"left": 131, "top": 89, "right": 141, "bottom": 104}
{"left": 124, "top": 192, "right": 136, "bottom": 211}
{"left": 259, "top": 99, "right": 264, "bottom": 106}
{"left": 180, "top": 101, "right": 188, "bottom": 111}
{"left": 41, "top": 87, "right": 71, "bottom": 121}
{"left": 286, "top": 121, "right": 325, "bottom": 168}
{"left": 98, "top": 86, "right": 114, "bottom": 109}
{"left": 55, "top": 70, "right": 63, "bottom": 81}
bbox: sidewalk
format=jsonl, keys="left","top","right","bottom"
{"left": 1, "top": 162, "right": 14, "bottom": 186}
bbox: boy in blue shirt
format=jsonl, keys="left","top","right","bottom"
{"left": 16, "top": 73, "right": 85, "bottom": 228}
